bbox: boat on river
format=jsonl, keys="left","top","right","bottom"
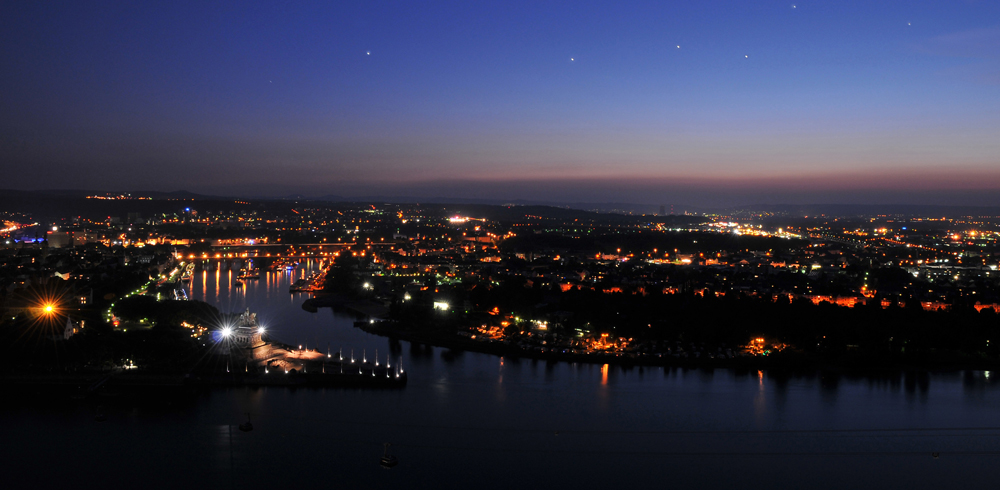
{"left": 380, "top": 443, "right": 399, "bottom": 468}
{"left": 237, "top": 268, "right": 260, "bottom": 279}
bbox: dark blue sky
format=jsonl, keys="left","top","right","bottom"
{"left": 3, "top": 1, "right": 999, "bottom": 206}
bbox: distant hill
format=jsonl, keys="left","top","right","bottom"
{"left": 295, "top": 194, "right": 713, "bottom": 216}
{"left": 8, "top": 188, "right": 993, "bottom": 221}
{"left": 0, "top": 189, "right": 255, "bottom": 221}
{"left": 9, "top": 189, "right": 226, "bottom": 200}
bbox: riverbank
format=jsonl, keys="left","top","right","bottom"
{"left": 301, "top": 293, "right": 388, "bottom": 317}
{"left": 356, "top": 320, "right": 804, "bottom": 369}
{"left": 354, "top": 320, "right": 1000, "bottom": 372}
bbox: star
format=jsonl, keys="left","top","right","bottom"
{"left": 792, "top": 5, "right": 796, "bottom": 8}
{"left": 570, "top": 58, "right": 574, "bottom": 61}
{"left": 745, "top": 55, "right": 749, "bottom": 58}
{"left": 366, "top": 51, "right": 371, "bottom": 55}
{"left": 676, "top": 45, "right": 680, "bottom": 48}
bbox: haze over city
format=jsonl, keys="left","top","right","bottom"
{"left": 3, "top": 1, "right": 1000, "bottom": 206}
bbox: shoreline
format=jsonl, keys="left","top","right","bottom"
{"left": 302, "top": 293, "right": 388, "bottom": 318}
{"left": 353, "top": 319, "right": 1000, "bottom": 373}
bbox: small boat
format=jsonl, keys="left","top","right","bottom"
{"left": 238, "top": 413, "right": 253, "bottom": 432}
{"left": 238, "top": 268, "right": 260, "bottom": 280}
{"left": 379, "top": 443, "right": 398, "bottom": 469}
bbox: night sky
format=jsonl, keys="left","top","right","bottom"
{"left": 3, "top": 1, "right": 999, "bottom": 206}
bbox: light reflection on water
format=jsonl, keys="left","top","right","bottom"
{"left": 5, "top": 260, "right": 1000, "bottom": 488}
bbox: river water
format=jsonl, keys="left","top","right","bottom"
{"left": 6, "top": 259, "right": 1000, "bottom": 489}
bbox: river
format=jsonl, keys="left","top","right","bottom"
{"left": 5, "top": 259, "right": 1000, "bottom": 489}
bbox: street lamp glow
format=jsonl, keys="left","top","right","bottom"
{"left": 221, "top": 327, "right": 232, "bottom": 337}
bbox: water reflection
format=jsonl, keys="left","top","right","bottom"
{"left": 754, "top": 369, "right": 767, "bottom": 426}
{"left": 819, "top": 371, "right": 839, "bottom": 407}
{"left": 904, "top": 371, "right": 930, "bottom": 400}
{"left": 544, "top": 360, "right": 556, "bottom": 383}
{"left": 770, "top": 371, "right": 789, "bottom": 415}
{"left": 409, "top": 341, "right": 432, "bottom": 359}
{"left": 697, "top": 367, "right": 714, "bottom": 384}
{"left": 494, "top": 358, "right": 506, "bottom": 402}
{"left": 440, "top": 349, "right": 462, "bottom": 363}
{"left": 181, "top": 260, "right": 1000, "bottom": 440}
{"left": 962, "top": 370, "right": 1000, "bottom": 404}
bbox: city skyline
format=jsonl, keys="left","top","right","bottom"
{"left": 3, "top": 1, "right": 1000, "bottom": 206}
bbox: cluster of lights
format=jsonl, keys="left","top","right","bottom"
{"left": 105, "top": 279, "right": 155, "bottom": 325}
{"left": 85, "top": 194, "right": 150, "bottom": 200}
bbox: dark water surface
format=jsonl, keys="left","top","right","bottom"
{"left": 5, "top": 260, "right": 1000, "bottom": 489}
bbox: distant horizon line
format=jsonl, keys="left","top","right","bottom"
{"left": 6, "top": 188, "right": 1000, "bottom": 214}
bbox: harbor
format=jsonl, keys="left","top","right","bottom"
{"left": 8, "top": 252, "right": 1000, "bottom": 489}
{"left": 183, "top": 258, "right": 407, "bottom": 388}
{"left": 195, "top": 308, "right": 406, "bottom": 388}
